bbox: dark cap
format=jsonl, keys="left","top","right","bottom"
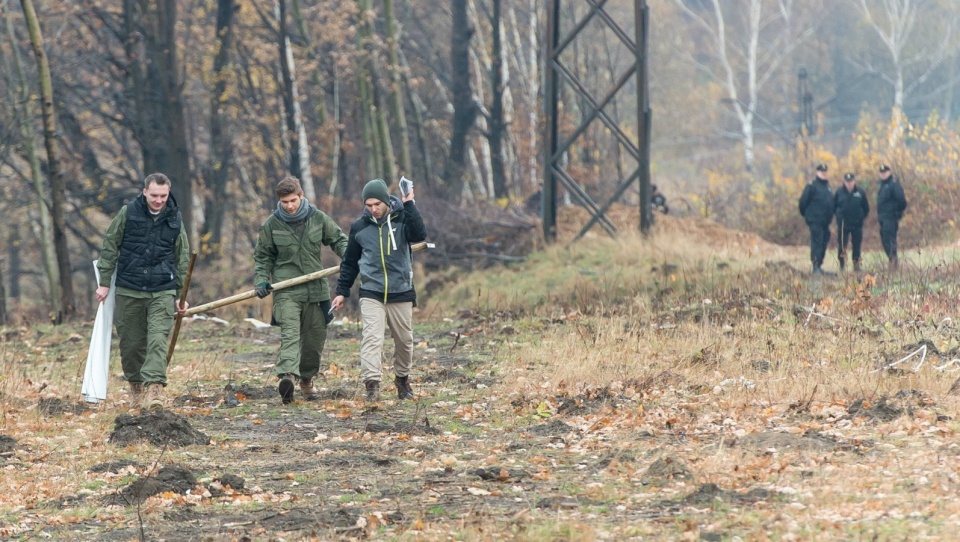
{"left": 844, "top": 173, "right": 855, "bottom": 181}
{"left": 815, "top": 163, "right": 828, "bottom": 172}
{"left": 879, "top": 164, "right": 891, "bottom": 172}
{"left": 361, "top": 178, "right": 391, "bottom": 205}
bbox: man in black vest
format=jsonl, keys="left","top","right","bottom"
{"left": 798, "top": 163, "right": 834, "bottom": 274}
{"left": 876, "top": 164, "right": 908, "bottom": 270}
{"left": 95, "top": 173, "right": 190, "bottom": 410}
{"left": 834, "top": 172, "right": 870, "bottom": 272}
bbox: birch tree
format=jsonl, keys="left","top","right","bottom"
{"left": 855, "top": 0, "right": 955, "bottom": 145}
{"left": 671, "top": 0, "right": 817, "bottom": 172}
{"left": 21, "top": 0, "right": 74, "bottom": 320}
{"left": 3, "top": 1, "right": 59, "bottom": 317}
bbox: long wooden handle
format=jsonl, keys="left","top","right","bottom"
{"left": 166, "top": 252, "right": 198, "bottom": 365}
{"left": 183, "top": 241, "right": 432, "bottom": 317}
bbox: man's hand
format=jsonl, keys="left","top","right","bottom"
{"left": 95, "top": 286, "right": 110, "bottom": 303}
{"left": 255, "top": 282, "right": 273, "bottom": 299}
{"left": 176, "top": 299, "right": 189, "bottom": 314}
{"left": 331, "top": 295, "right": 346, "bottom": 311}
{"left": 401, "top": 186, "right": 416, "bottom": 203}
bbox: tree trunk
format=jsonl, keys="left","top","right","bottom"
{"left": 201, "top": 0, "right": 237, "bottom": 260}
{"left": 4, "top": 4, "right": 60, "bottom": 317}
{"left": 328, "top": 74, "right": 342, "bottom": 196}
{"left": 398, "top": 48, "right": 434, "bottom": 186}
{"left": 22, "top": 0, "right": 74, "bottom": 321}
{"left": 357, "top": 0, "right": 396, "bottom": 181}
{"left": 487, "top": 0, "right": 507, "bottom": 199}
{"left": 127, "top": 0, "right": 193, "bottom": 238}
{"left": 445, "top": 0, "right": 478, "bottom": 200}
{"left": 358, "top": 68, "right": 382, "bottom": 178}
{"left": 276, "top": 0, "right": 314, "bottom": 195}
{"left": 383, "top": 0, "right": 412, "bottom": 177}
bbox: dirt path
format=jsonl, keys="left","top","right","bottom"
{"left": 29, "top": 320, "right": 681, "bottom": 540}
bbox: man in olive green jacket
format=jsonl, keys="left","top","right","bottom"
{"left": 95, "top": 173, "right": 190, "bottom": 410}
{"left": 254, "top": 176, "right": 348, "bottom": 404}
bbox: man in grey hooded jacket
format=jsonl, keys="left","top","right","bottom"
{"left": 331, "top": 178, "right": 428, "bottom": 401}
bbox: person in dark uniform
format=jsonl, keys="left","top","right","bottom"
{"left": 876, "top": 165, "right": 907, "bottom": 270}
{"left": 834, "top": 172, "right": 869, "bottom": 272}
{"left": 650, "top": 184, "right": 669, "bottom": 214}
{"left": 798, "top": 164, "right": 834, "bottom": 274}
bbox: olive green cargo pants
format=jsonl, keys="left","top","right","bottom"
{"left": 114, "top": 292, "right": 176, "bottom": 386}
{"left": 273, "top": 297, "right": 329, "bottom": 379}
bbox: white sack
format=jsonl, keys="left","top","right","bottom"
{"left": 81, "top": 260, "right": 116, "bottom": 403}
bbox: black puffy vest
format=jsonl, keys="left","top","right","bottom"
{"left": 115, "top": 194, "right": 182, "bottom": 292}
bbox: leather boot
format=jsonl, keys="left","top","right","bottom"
{"left": 853, "top": 259, "right": 861, "bottom": 273}
{"left": 129, "top": 382, "right": 144, "bottom": 407}
{"left": 300, "top": 378, "right": 318, "bottom": 401}
{"left": 278, "top": 374, "right": 295, "bottom": 405}
{"left": 144, "top": 383, "right": 164, "bottom": 411}
{"left": 395, "top": 375, "right": 414, "bottom": 400}
{"left": 364, "top": 380, "right": 380, "bottom": 402}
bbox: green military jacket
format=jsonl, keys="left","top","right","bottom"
{"left": 254, "top": 207, "right": 348, "bottom": 303}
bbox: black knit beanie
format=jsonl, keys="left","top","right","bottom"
{"left": 361, "top": 179, "right": 391, "bottom": 205}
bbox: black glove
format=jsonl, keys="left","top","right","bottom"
{"left": 255, "top": 282, "right": 273, "bottom": 299}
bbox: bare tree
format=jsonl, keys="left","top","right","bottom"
{"left": 445, "top": 0, "right": 478, "bottom": 198}
{"left": 3, "top": 2, "right": 59, "bottom": 317}
{"left": 21, "top": 0, "right": 74, "bottom": 320}
{"left": 856, "top": 0, "right": 955, "bottom": 145}
{"left": 276, "top": 0, "right": 314, "bottom": 197}
{"left": 672, "top": 0, "right": 816, "bottom": 172}
{"left": 200, "top": 0, "right": 237, "bottom": 260}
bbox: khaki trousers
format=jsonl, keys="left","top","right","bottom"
{"left": 359, "top": 298, "right": 413, "bottom": 383}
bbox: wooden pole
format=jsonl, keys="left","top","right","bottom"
{"left": 166, "top": 252, "right": 197, "bottom": 365}
{"left": 183, "top": 241, "right": 431, "bottom": 317}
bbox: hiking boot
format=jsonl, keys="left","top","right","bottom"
{"left": 144, "top": 383, "right": 164, "bottom": 411}
{"left": 853, "top": 260, "right": 862, "bottom": 273}
{"left": 364, "top": 380, "right": 380, "bottom": 402}
{"left": 889, "top": 256, "right": 899, "bottom": 271}
{"left": 129, "top": 382, "right": 144, "bottom": 406}
{"left": 278, "top": 374, "right": 296, "bottom": 405}
{"left": 300, "top": 378, "right": 318, "bottom": 401}
{"left": 395, "top": 375, "right": 414, "bottom": 400}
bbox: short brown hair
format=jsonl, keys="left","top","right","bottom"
{"left": 276, "top": 176, "right": 303, "bottom": 198}
{"left": 143, "top": 173, "right": 171, "bottom": 189}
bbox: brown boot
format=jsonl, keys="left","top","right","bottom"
{"left": 300, "top": 378, "right": 318, "bottom": 401}
{"left": 129, "top": 382, "right": 144, "bottom": 406}
{"left": 853, "top": 260, "right": 861, "bottom": 273}
{"left": 364, "top": 380, "right": 380, "bottom": 402}
{"left": 144, "top": 383, "right": 164, "bottom": 411}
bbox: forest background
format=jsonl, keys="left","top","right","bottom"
{"left": 2, "top": 0, "right": 960, "bottom": 323}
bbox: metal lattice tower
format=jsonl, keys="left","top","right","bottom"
{"left": 543, "top": 0, "right": 650, "bottom": 242}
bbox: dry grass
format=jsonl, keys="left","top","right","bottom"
{"left": 4, "top": 214, "right": 960, "bottom": 539}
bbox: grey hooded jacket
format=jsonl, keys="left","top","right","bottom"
{"left": 335, "top": 196, "right": 427, "bottom": 304}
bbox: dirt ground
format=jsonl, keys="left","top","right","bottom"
{"left": 10, "top": 320, "right": 664, "bottom": 540}
{"left": 6, "top": 214, "right": 959, "bottom": 540}
{"left": 8, "top": 311, "right": 846, "bottom": 542}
